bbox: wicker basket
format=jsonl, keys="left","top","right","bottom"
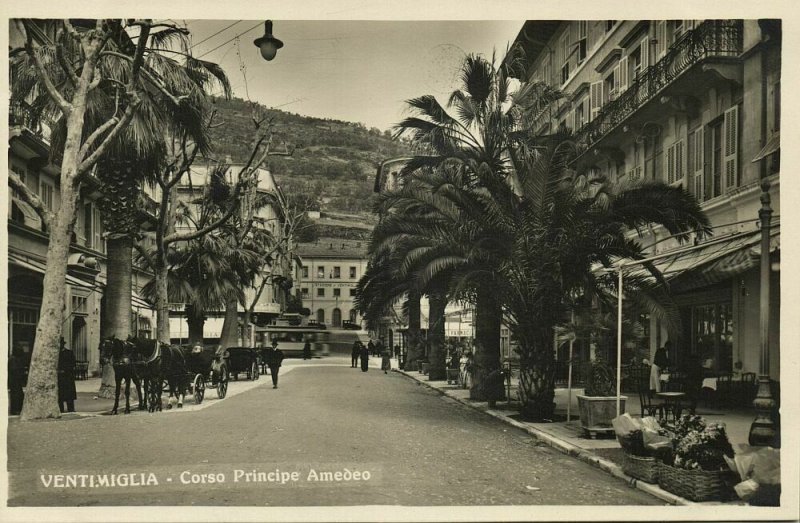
{"left": 658, "top": 464, "right": 738, "bottom": 502}
{"left": 622, "top": 453, "right": 660, "bottom": 483}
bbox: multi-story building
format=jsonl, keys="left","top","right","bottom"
{"left": 8, "top": 103, "right": 157, "bottom": 375}
{"left": 294, "top": 238, "right": 368, "bottom": 329}
{"left": 168, "top": 163, "right": 294, "bottom": 344}
{"left": 506, "top": 20, "right": 780, "bottom": 378}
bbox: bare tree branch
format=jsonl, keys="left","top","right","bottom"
{"left": 18, "top": 20, "right": 72, "bottom": 117}
{"left": 55, "top": 40, "right": 80, "bottom": 87}
{"left": 164, "top": 181, "right": 244, "bottom": 245}
{"left": 133, "top": 241, "right": 155, "bottom": 271}
{"left": 77, "top": 94, "right": 141, "bottom": 175}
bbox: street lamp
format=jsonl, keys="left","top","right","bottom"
{"left": 253, "top": 20, "right": 284, "bottom": 61}
{"left": 748, "top": 176, "right": 777, "bottom": 446}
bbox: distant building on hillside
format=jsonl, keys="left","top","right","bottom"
{"left": 294, "top": 238, "right": 369, "bottom": 329}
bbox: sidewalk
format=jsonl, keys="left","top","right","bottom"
{"left": 396, "top": 367, "right": 751, "bottom": 506}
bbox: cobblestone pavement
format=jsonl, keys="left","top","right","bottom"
{"left": 6, "top": 356, "right": 661, "bottom": 507}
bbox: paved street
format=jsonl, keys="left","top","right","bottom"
{"left": 7, "top": 357, "right": 660, "bottom": 507}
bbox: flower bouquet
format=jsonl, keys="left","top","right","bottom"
{"left": 725, "top": 445, "right": 781, "bottom": 506}
{"left": 658, "top": 415, "right": 739, "bottom": 501}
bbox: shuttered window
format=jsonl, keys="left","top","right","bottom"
{"left": 666, "top": 140, "right": 685, "bottom": 185}
{"left": 618, "top": 56, "right": 629, "bottom": 92}
{"left": 688, "top": 127, "right": 705, "bottom": 200}
{"left": 655, "top": 20, "right": 668, "bottom": 59}
{"left": 723, "top": 104, "right": 739, "bottom": 191}
{"left": 590, "top": 81, "right": 604, "bottom": 119}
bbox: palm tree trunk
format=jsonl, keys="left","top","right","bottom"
{"left": 98, "top": 236, "right": 133, "bottom": 398}
{"left": 404, "top": 291, "right": 423, "bottom": 371}
{"left": 470, "top": 288, "right": 502, "bottom": 401}
{"left": 219, "top": 293, "right": 239, "bottom": 349}
{"left": 427, "top": 288, "right": 447, "bottom": 381}
{"left": 517, "top": 329, "right": 557, "bottom": 420}
{"left": 186, "top": 304, "right": 206, "bottom": 345}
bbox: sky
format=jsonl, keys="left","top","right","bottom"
{"left": 183, "top": 20, "right": 523, "bottom": 132}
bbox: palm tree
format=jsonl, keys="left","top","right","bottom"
{"left": 391, "top": 53, "right": 564, "bottom": 398}
{"left": 8, "top": 19, "right": 228, "bottom": 419}
{"left": 482, "top": 139, "right": 710, "bottom": 420}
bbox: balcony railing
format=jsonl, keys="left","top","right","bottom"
{"left": 9, "top": 101, "right": 51, "bottom": 140}
{"left": 577, "top": 20, "right": 743, "bottom": 147}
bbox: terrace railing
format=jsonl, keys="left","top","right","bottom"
{"left": 577, "top": 19, "right": 743, "bottom": 147}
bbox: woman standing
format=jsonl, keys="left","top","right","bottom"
{"left": 381, "top": 347, "right": 391, "bottom": 374}
{"left": 360, "top": 342, "right": 370, "bottom": 372}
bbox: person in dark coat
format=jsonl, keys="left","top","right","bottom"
{"left": 649, "top": 341, "right": 670, "bottom": 393}
{"left": 265, "top": 340, "right": 285, "bottom": 388}
{"left": 683, "top": 352, "right": 704, "bottom": 414}
{"left": 303, "top": 339, "right": 311, "bottom": 360}
{"left": 351, "top": 341, "right": 361, "bottom": 368}
{"left": 375, "top": 337, "right": 385, "bottom": 359}
{"left": 381, "top": 346, "right": 391, "bottom": 374}
{"left": 57, "top": 337, "right": 77, "bottom": 413}
{"left": 8, "top": 347, "right": 27, "bottom": 415}
{"left": 367, "top": 339, "right": 375, "bottom": 357}
{"left": 360, "top": 342, "right": 370, "bottom": 372}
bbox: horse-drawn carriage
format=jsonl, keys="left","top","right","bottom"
{"left": 224, "top": 347, "right": 261, "bottom": 381}
{"left": 181, "top": 344, "right": 229, "bottom": 404}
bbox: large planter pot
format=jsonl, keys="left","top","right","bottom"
{"left": 577, "top": 395, "right": 626, "bottom": 438}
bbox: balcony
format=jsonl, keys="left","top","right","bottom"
{"left": 577, "top": 20, "right": 743, "bottom": 152}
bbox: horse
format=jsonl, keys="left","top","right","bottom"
{"left": 125, "top": 337, "right": 189, "bottom": 411}
{"left": 99, "top": 336, "right": 145, "bottom": 414}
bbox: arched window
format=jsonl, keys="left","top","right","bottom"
{"left": 332, "top": 308, "right": 342, "bottom": 327}
{"left": 317, "top": 308, "right": 325, "bottom": 324}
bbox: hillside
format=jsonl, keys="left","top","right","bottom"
{"left": 207, "top": 97, "right": 411, "bottom": 233}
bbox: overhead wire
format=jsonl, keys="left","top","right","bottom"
{"left": 196, "top": 21, "right": 263, "bottom": 59}
{"left": 189, "top": 20, "right": 243, "bottom": 49}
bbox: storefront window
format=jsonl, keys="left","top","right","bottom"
{"left": 693, "top": 302, "right": 733, "bottom": 374}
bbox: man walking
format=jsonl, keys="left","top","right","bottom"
{"left": 266, "top": 339, "right": 285, "bottom": 388}
{"left": 57, "top": 337, "right": 77, "bottom": 413}
{"left": 367, "top": 338, "right": 375, "bottom": 357}
{"left": 351, "top": 340, "right": 361, "bottom": 368}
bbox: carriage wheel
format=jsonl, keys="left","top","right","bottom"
{"left": 193, "top": 374, "right": 205, "bottom": 404}
{"left": 217, "top": 366, "right": 228, "bottom": 399}
{"left": 250, "top": 362, "right": 259, "bottom": 381}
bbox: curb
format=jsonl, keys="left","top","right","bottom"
{"left": 395, "top": 368, "right": 692, "bottom": 506}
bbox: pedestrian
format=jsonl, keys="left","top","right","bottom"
{"left": 351, "top": 340, "right": 361, "bottom": 368}
{"left": 381, "top": 346, "right": 391, "bottom": 374}
{"left": 57, "top": 337, "right": 77, "bottom": 413}
{"left": 8, "top": 347, "right": 27, "bottom": 415}
{"left": 266, "top": 339, "right": 285, "bottom": 388}
{"left": 650, "top": 341, "right": 670, "bottom": 394}
{"left": 367, "top": 338, "right": 375, "bottom": 357}
{"left": 394, "top": 344, "right": 400, "bottom": 359}
{"left": 360, "top": 342, "right": 370, "bottom": 372}
{"left": 375, "top": 336, "right": 385, "bottom": 359}
{"left": 303, "top": 339, "right": 311, "bottom": 360}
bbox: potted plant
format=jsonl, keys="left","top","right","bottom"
{"left": 577, "top": 358, "right": 626, "bottom": 438}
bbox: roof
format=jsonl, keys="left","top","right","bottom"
{"left": 503, "top": 21, "right": 562, "bottom": 79}
{"left": 294, "top": 238, "right": 369, "bottom": 259}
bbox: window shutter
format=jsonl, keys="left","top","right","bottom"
{"left": 666, "top": 143, "right": 676, "bottom": 184}
{"left": 583, "top": 98, "right": 590, "bottom": 126}
{"left": 590, "top": 81, "right": 603, "bottom": 119}
{"left": 689, "top": 129, "right": 705, "bottom": 199}
{"left": 656, "top": 20, "right": 668, "bottom": 59}
{"left": 676, "top": 140, "right": 685, "bottom": 186}
{"left": 640, "top": 36, "right": 650, "bottom": 70}
{"left": 612, "top": 63, "right": 621, "bottom": 94}
{"left": 94, "top": 206, "right": 103, "bottom": 252}
{"left": 723, "top": 105, "right": 739, "bottom": 191}
{"left": 618, "top": 56, "right": 629, "bottom": 92}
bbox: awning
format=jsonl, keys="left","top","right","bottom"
{"left": 752, "top": 131, "right": 780, "bottom": 162}
{"left": 622, "top": 228, "right": 779, "bottom": 293}
{"left": 10, "top": 197, "right": 43, "bottom": 229}
{"left": 8, "top": 252, "right": 97, "bottom": 290}
{"left": 131, "top": 290, "right": 153, "bottom": 310}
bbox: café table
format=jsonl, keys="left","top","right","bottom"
{"left": 655, "top": 391, "right": 686, "bottom": 422}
